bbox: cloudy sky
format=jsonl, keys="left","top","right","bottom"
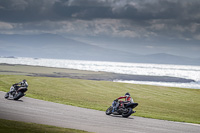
{"left": 0, "top": 0, "right": 200, "bottom": 58}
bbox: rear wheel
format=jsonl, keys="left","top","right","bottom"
{"left": 13, "top": 92, "right": 24, "bottom": 100}
{"left": 106, "top": 106, "right": 113, "bottom": 115}
{"left": 122, "top": 107, "right": 132, "bottom": 118}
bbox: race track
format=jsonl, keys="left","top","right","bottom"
{"left": 0, "top": 91, "right": 199, "bottom": 133}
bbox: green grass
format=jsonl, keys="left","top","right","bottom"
{"left": 0, "top": 75, "right": 200, "bottom": 124}
{"left": 0, "top": 118, "right": 89, "bottom": 133}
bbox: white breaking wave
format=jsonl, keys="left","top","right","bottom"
{"left": 113, "top": 80, "right": 200, "bottom": 89}
{"left": 0, "top": 57, "right": 200, "bottom": 89}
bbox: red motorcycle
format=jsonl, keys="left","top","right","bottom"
{"left": 106, "top": 100, "right": 138, "bottom": 118}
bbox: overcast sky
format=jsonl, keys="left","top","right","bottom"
{"left": 0, "top": 0, "right": 200, "bottom": 58}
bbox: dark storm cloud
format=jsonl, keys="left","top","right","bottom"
{"left": 0, "top": 0, "right": 200, "bottom": 40}
{"left": 0, "top": 0, "right": 112, "bottom": 22}
{"left": 0, "top": 0, "right": 200, "bottom": 59}
{"left": 0, "top": 0, "right": 199, "bottom": 22}
{"left": 52, "top": 1, "right": 113, "bottom": 20}
{"left": 0, "top": 0, "right": 57, "bottom": 22}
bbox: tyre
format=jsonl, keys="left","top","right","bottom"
{"left": 106, "top": 106, "right": 113, "bottom": 115}
{"left": 122, "top": 107, "right": 132, "bottom": 118}
{"left": 4, "top": 92, "right": 9, "bottom": 99}
{"left": 13, "top": 92, "right": 24, "bottom": 100}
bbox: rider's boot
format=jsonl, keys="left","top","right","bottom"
{"left": 112, "top": 107, "right": 115, "bottom": 112}
{"left": 8, "top": 93, "right": 14, "bottom": 99}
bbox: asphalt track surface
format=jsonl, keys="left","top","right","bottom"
{"left": 0, "top": 91, "right": 199, "bottom": 133}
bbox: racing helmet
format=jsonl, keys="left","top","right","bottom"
{"left": 125, "top": 92, "right": 130, "bottom": 97}
{"left": 22, "top": 79, "right": 28, "bottom": 87}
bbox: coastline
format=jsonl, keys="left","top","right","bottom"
{"left": 0, "top": 63, "right": 194, "bottom": 83}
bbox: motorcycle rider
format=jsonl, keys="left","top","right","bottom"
{"left": 112, "top": 92, "right": 134, "bottom": 112}
{"left": 9, "top": 79, "right": 28, "bottom": 97}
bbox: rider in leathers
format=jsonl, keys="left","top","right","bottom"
{"left": 9, "top": 79, "right": 28, "bottom": 97}
{"left": 112, "top": 92, "right": 134, "bottom": 112}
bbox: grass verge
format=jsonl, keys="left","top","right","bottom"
{"left": 0, "top": 118, "right": 89, "bottom": 133}
{"left": 0, "top": 75, "right": 200, "bottom": 124}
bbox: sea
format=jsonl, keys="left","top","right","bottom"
{"left": 0, "top": 57, "right": 200, "bottom": 89}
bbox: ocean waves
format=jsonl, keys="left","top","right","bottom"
{"left": 0, "top": 57, "right": 200, "bottom": 89}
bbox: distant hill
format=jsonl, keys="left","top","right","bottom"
{"left": 141, "top": 53, "right": 200, "bottom": 65}
{"left": 0, "top": 33, "right": 199, "bottom": 65}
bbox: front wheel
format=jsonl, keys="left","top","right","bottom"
{"left": 4, "top": 92, "right": 9, "bottom": 99}
{"left": 13, "top": 92, "right": 24, "bottom": 100}
{"left": 106, "top": 106, "right": 113, "bottom": 115}
{"left": 122, "top": 107, "right": 132, "bottom": 118}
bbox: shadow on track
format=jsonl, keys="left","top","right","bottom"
{"left": 7, "top": 99, "right": 23, "bottom": 102}
{"left": 108, "top": 115, "right": 134, "bottom": 119}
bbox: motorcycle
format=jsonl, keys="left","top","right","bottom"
{"left": 106, "top": 100, "right": 138, "bottom": 118}
{"left": 4, "top": 84, "right": 28, "bottom": 100}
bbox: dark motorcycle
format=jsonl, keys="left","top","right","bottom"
{"left": 4, "top": 84, "right": 28, "bottom": 100}
{"left": 106, "top": 100, "right": 138, "bottom": 118}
